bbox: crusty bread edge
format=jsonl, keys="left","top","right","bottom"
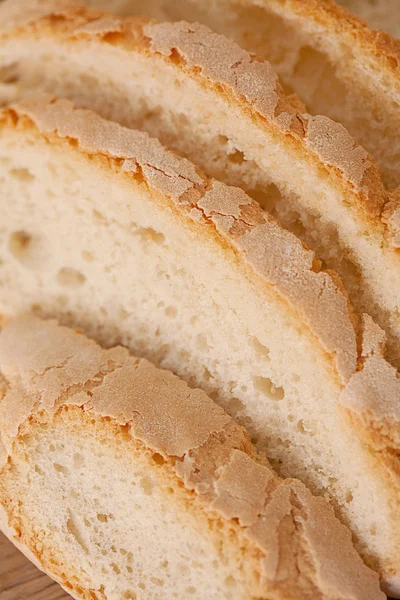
{"left": 272, "top": 0, "right": 400, "bottom": 92}
{"left": 0, "top": 315, "right": 386, "bottom": 599}
{"left": 0, "top": 1, "right": 392, "bottom": 230}
{"left": 2, "top": 94, "right": 400, "bottom": 494}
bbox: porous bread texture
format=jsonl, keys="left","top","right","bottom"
{"left": 0, "top": 316, "right": 385, "bottom": 600}
{"left": 1, "top": 4, "right": 400, "bottom": 373}
{"left": 337, "top": 0, "right": 400, "bottom": 37}
{"left": 0, "top": 97, "right": 399, "bottom": 592}
{"left": 78, "top": 0, "right": 400, "bottom": 190}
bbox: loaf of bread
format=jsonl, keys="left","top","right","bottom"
{"left": 1, "top": 1, "right": 400, "bottom": 372}
{"left": 0, "top": 95, "right": 399, "bottom": 593}
{"left": 75, "top": 0, "right": 400, "bottom": 190}
{"left": 0, "top": 315, "right": 386, "bottom": 600}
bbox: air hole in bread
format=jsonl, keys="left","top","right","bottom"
{"left": 252, "top": 337, "right": 271, "bottom": 362}
{"left": 9, "top": 230, "right": 31, "bottom": 260}
{"left": 247, "top": 184, "right": 282, "bottom": 215}
{"left": 227, "top": 149, "right": 245, "bottom": 164}
{"left": 9, "top": 167, "right": 34, "bottom": 182}
{"left": 97, "top": 513, "right": 109, "bottom": 523}
{"left": 203, "top": 367, "right": 213, "bottom": 382}
{"left": 9, "top": 230, "right": 50, "bottom": 270}
{"left": 135, "top": 227, "right": 165, "bottom": 245}
{"left": 290, "top": 217, "right": 307, "bottom": 239}
{"left": 111, "top": 563, "right": 121, "bottom": 574}
{"left": 0, "top": 62, "right": 19, "bottom": 84}
{"left": 152, "top": 453, "right": 165, "bottom": 466}
{"left": 297, "top": 419, "right": 318, "bottom": 436}
{"left": 54, "top": 463, "right": 70, "bottom": 475}
{"left": 140, "top": 476, "right": 153, "bottom": 496}
{"left": 253, "top": 376, "right": 284, "bottom": 400}
{"left": 93, "top": 209, "right": 106, "bottom": 223}
{"left": 66, "top": 509, "right": 89, "bottom": 552}
{"left": 226, "top": 396, "right": 245, "bottom": 414}
{"left": 57, "top": 267, "right": 86, "bottom": 288}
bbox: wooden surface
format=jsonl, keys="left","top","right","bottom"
{"left": 0, "top": 533, "right": 69, "bottom": 600}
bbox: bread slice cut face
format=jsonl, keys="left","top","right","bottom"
{"left": 1, "top": 3, "right": 400, "bottom": 373}
{"left": 0, "top": 315, "right": 386, "bottom": 600}
{"left": 0, "top": 96, "right": 400, "bottom": 593}
{"left": 77, "top": 0, "right": 400, "bottom": 190}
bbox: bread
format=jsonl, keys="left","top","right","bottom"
{"left": 337, "top": 0, "right": 400, "bottom": 36}
{"left": 0, "top": 94, "right": 399, "bottom": 593}
{"left": 76, "top": 0, "right": 400, "bottom": 190}
{"left": 1, "top": 3, "right": 400, "bottom": 372}
{"left": 0, "top": 314, "right": 386, "bottom": 600}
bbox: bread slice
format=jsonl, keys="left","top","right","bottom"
{"left": 0, "top": 95, "right": 399, "bottom": 593}
{"left": 1, "top": 2, "right": 400, "bottom": 372}
{"left": 0, "top": 315, "right": 386, "bottom": 600}
{"left": 76, "top": 0, "right": 400, "bottom": 190}
{"left": 337, "top": 0, "right": 400, "bottom": 36}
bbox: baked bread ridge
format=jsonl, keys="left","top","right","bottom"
{"left": 79, "top": 0, "right": 400, "bottom": 190}
{"left": 0, "top": 0, "right": 388, "bottom": 221}
{"left": 337, "top": 0, "right": 400, "bottom": 37}
{"left": 1, "top": 95, "right": 400, "bottom": 591}
{"left": 2, "top": 4, "right": 400, "bottom": 371}
{"left": 0, "top": 315, "right": 385, "bottom": 600}
{"left": 3, "top": 95, "right": 360, "bottom": 383}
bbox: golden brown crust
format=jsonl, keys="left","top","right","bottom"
{"left": 4, "top": 95, "right": 360, "bottom": 382}
{"left": 0, "top": 0, "right": 389, "bottom": 224}
{"left": 2, "top": 94, "right": 400, "bottom": 494}
{"left": 0, "top": 316, "right": 385, "bottom": 599}
{"left": 270, "top": 0, "right": 400, "bottom": 85}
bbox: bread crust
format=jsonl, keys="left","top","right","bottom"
{"left": 1, "top": 96, "right": 400, "bottom": 586}
{"left": 268, "top": 0, "right": 400, "bottom": 90}
{"left": 2, "top": 95, "right": 360, "bottom": 382}
{"left": 0, "top": 0, "right": 390, "bottom": 222}
{"left": 0, "top": 315, "right": 385, "bottom": 600}
{"left": 2, "top": 93, "right": 400, "bottom": 509}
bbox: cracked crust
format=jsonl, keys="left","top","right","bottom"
{"left": 2, "top": 95, "right": 359, "bottom": 383}
{"left": 341, "top": 315, "right": 400, "bottom": 459}
{"left": 0, "top": 0, "right": 389, "bottom": 225}
{"left": 0, "top": 315, "right": 385, "bottom": 599}
{"left": 2, "top": 95, "right": 400, "bottom": 501}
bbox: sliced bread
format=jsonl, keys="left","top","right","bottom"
{"left": 337, "top": 0, "right": 400, "bottom": 36}
{"left": 0, "top": 315, "right": 386, "bottom": 600}
{"left": 0, "top": 95, "right": 399, "bottom": 593}
{"left": 1, "top": 3, "right": 400, "bottom": 373}
{"left": 77, "top": 0, "right": 400, "bottom": 190}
